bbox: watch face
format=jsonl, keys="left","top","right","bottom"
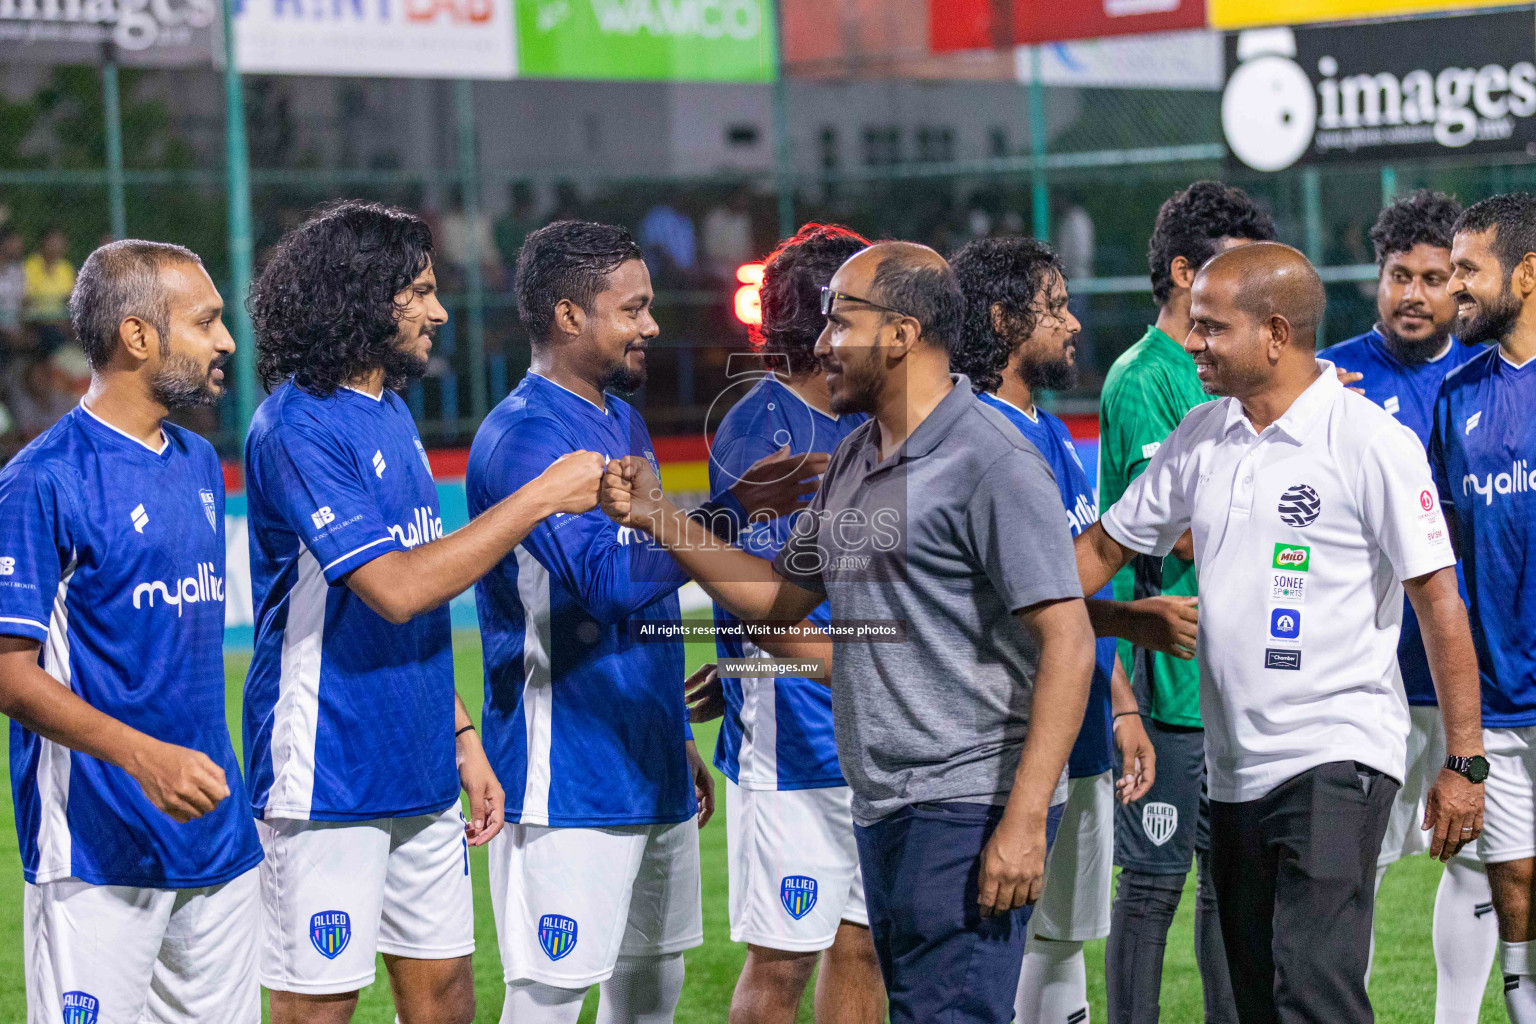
{"left": 1468, "top": 755, "right": 1490, "bottom": 784}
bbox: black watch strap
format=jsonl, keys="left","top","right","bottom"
{"left": 1445, "top": 754, "right": 1490, "bottom": 784}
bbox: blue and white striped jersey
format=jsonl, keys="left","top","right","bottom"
{"left": 243, "top": 382, "right": 459, "bottom": 821}
{"left": 467, "top": 373, "right": 697, "bottom": 827}
{"left": 0, "top": 405, "right": 260, "bottom": 887}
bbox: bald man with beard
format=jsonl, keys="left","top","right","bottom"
{"left": 1074, "top": 242, "right": 1486, "bottom": 1023}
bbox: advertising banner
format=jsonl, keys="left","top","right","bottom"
{"left": 515, "top": 0, "right": 775, "bottom": 81}
{"left": 233, "top": 0, "right": 518, "bottom": 79}
{"left": 1014, "top": 29, "right": 1223, "bottom": 90}
{"left": 931, "top": 0, "right": 1205, "bottom": 51}
{"left": 1209, "top": 0, "right": 1513, "bottom": 31}
{"left": 0, "top": 0, "right": 217, "bottom": 66}
{"left": 1222, "top": 11, "right": 1536, "bottom": 172}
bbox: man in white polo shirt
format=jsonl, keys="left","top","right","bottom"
{"left": 1074, "top": 241, "right": 1487, "bottom": 1024}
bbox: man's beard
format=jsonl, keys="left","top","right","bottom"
{"left": 828, "top": 346, "right": 884, "bottom": 416}
{"left": 1455, "top": 281, "right": 1522, "bottom": 347}
{"left": 151, "top": 353, "right": 225, "bottom": 410}
{"left": 1379, "top": 320, "right": 1453, "bottom": 364}
{"left": 1020, "top": 351, "right": 1078, "bottom": 393}
{"left": 381, "top": 333, "right": 431, "bottom": 392}
{"left": 599, "top": 356, "right": 646, "bottom": 395}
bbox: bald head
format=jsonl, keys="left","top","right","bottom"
{"left": 837, "top": 241, "right": 964, "bottom": 354}
{"left": 1197, "top": 241, "right": 1327, "bottom": 349}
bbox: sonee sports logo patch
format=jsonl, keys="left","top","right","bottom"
{"left": 310, "top": 910, "right": 351, "bottom": 960}
{"left": 61, "top": 991, "right": 98, "bottom": 1024}
{"left": 1277, "top": 484, "right": 1321, "bottom": 528}
{"left": 1272, "top": 543, "right": 1310, "bottom": 571}
{"left": 539, "top": 914, "right": 578, "bottom": 961}
{"left": 781, "top": 875, "right": 818, "bottom": 920}
{"left": 1142, "top": 802, "right": 1177, "bottom": 847}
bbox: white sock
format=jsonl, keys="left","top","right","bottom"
{"left": 596, "top": 953, "right": 686, "bottom": 1024}
{"left": 500, "top": 980, "right": 587, "bottom": 1024}
{"left": 1504, "top": 940, "right": 1536, "bottom": 1024}
{"left": 1433, "top": 857, "right": 1498, "bottom": 1024}
{"left": 1016, "top": 933, "right": 1088, "bottom": 1024}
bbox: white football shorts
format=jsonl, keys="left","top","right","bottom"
{"left": 725, "top": 780, "right": 868, "bottom": 952}
{"left": 24, "top": 868, "right": 259, "bottom": 1024}
{"left": 489, "top": 819, "right": 703, "bottom": 988}
{"left": 1478, "top": 724, "right": 1536, "bottom": 865}
{"left": 1379, "top": 704, "right": 1446, "bottom": 867}
{"left": 1032, "top": 771, "right": 1114, "bottom": 942}
{"left": 256, "top": 804, "right": 475, "bottom": 995}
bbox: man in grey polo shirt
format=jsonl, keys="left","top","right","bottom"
{"left": 598, "top": 241, "right": 1096, "bottom": 1024}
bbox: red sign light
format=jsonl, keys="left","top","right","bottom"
{"left": 734, "top": 262, "right": 765, "bottom": 326}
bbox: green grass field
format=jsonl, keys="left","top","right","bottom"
{"left": 0, "top": 630, "right": 1513, "bottom": 1021}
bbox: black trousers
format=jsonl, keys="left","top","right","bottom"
{"left": 1209, "top": 760, "right": 1397, "bottom": 1024}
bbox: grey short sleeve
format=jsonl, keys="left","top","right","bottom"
{"left": 966, "top": 447, "right": 1083, "bottom": 612}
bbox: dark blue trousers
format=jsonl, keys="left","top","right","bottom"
{"left": 854, "top": 800, "right": 1064, "bottom": 1024}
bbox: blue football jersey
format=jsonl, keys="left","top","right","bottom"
{"left": 0, "top": 406, "right": 260, "bottom": 887}
{"left": 243, "top": 383, "right": 458, "bottom": 821}
{"left": 979, "top": 392, "right": 1115, "bottom": 778}
{"left": 1323, "top": 332, "right": 1479, "bottom": 705}
{"left": 467, "top": 373, "right": 697, "bottom": 827}
{"left": 708, "top": 376, "right": 867, "bottom": 791}
{"left": 1430, "top": 347, "right": 1536, "bottom": 727}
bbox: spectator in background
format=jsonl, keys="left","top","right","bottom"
{"left": 438, "top": 183, "right": 504, "bottom": 289}
{"left": 1055, "top": 198, "right": 1097, "bottom": 381}
{"left": 0, "top": 227, "right": 26, "bottom": 359}
{"left": 701, "top": 186, "right": 755, "bottom": 281}
{"left": 0, "top": 397, "right": 19, "bottom": 464}
{"left": 6, "top": 346, "right": 88, "bottom": 441}
{"left": 639, "top": 202, "right": 698, "bottom": 286}
{"left": 24, "top": 227, "right": 75, "bottom": 352}
{"left": 493, "top": 181, "right": 540, "bottom": 271}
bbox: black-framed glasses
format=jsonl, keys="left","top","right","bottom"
{"left": 820, "top": 286, "right": 911, "bottom": 319}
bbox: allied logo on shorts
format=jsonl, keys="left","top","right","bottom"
{"left": 310, "top": 910, "right": 351, "bottom": 960}
{"left": 1272, "top": 543, "right": 1311, "bottom": 571}
{"left": 61, "top": 991, "right": 98, "bottom": 1024}
{"left": 780, "top": 875, "right": 819, "bottom": 920}
{"left": 1142, "top": 802, "right": 1178, "bottom": 847}
{"left": 539, "top": 914, "right": 578, "bottom": 961}
{"left": 199, "top": 488, "right": 217, "bottom": 532}
{"left": 1277, "top": 484, "right": 1321, "bottom": 527}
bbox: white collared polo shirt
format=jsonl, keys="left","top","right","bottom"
{"left": 1101, "top": 360, "right": 1456, "bottom": 802}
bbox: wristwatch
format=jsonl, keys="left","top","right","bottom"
{"left": 1445, "top": 754, "right": 1490, "bottom": 784}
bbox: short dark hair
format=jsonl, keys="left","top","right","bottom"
{"left": 1454, "top": 193, "right": 1536, "bottom": 278}
{"left": 250, "top": 200, "right": 435, "bottom": 395}
{"left": 949, "top": 236, "right": 1064, "bottom": 394}
{"left": 1371, "top": 189, "right": 1462, "bottom": 266}
{"left": 869, "top": 247, "right": 964, "bottom": 355}
{"left": 755, "top": 222, "right": 870, "bottom": 375}
{"left": 69, "top": 239, "right": 204, "bottom": 370}
{"left": 515, "top": 220, "right": 644, "bottom": 344}
{"left": 1148, "top": 181, "right": 1275, "bottom": 306}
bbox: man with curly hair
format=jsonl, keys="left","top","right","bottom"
{"left": 950, "top": 235, "right": 1163, "bottom": 1024}
{"left": 1321, "top": 190, "right": 1494, "bottom": 1022}
{"left": 702, "top": 223, "right": 886, "bottom": 1024}
{"left": 1099, "top": 181, "right": 1274, "bottom": 1024}
{"left": 242, "top": 200, "right": 606, "bottom": 1024}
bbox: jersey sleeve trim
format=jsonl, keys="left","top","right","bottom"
{"left": 321, "top": 535, "right": 400, "bottom": 580}
{"left": 0, "top": 615, "right": 48, "bottom": 641}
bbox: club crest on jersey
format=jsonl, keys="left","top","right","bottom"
{"left": 414, "top": 438, "right": 432, "bottom": 472}
{"left": 1277, "top": 484, "right": 1321, "bottom": 528}
{"left": 780, "top": 875, "right": 818, "bottom": 920}
{"left": 539, "top": 914, "right": 578, "bottom": 961}
{"left": 310, "top": 910, "right": 351, "bottom": 960}
{"left": 61, "top": 991, "right": 98, "bottom": 1024}
{"left": 199, "top": 488, "right": 217, "bottom": 532}
{"left": 1142, "top": 802, "right": 1177, "bottom": 847}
